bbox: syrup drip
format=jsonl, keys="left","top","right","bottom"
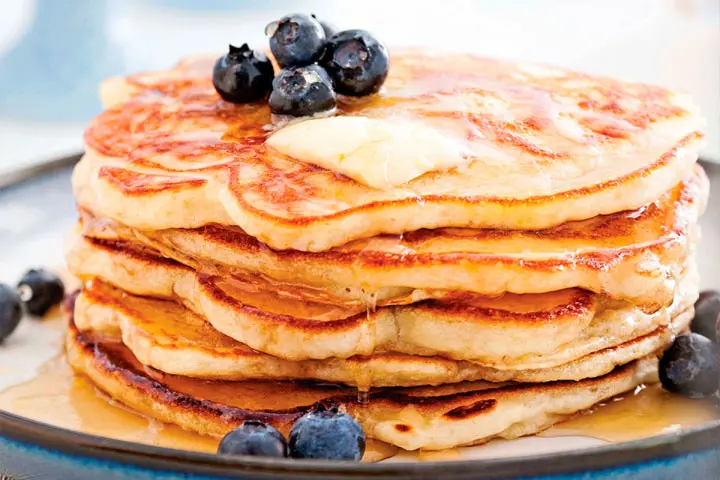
{"left": 354, "top": 288, "right": 379, "bottom": 403}
{"left": 357, "top": 390, "right": 370, "bottom": 406}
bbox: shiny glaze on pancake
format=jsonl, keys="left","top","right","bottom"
{"left": 66, "top": 316, "right": 658, "bottom": 450}
{"left": 79, "top": 166, "right": 707, "bottom": 309}
{"left": 66, "top": 234, "right": 698, "bottom": 365}
{"left": 74, "top": 279, "right": 688, "bottom": 386}
{"left": 79, "top": 50, "right": 703, "bottom": 251}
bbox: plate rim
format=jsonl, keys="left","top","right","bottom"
{"left": 0, "top": 152, "right": 82, "bottom": 191}
{"left": 3, "top": 155, "right": 720, "bottom": 478}
{"left": 3, "top": 407, "right": 720, "bottom": 478}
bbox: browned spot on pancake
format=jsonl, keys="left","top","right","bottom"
{"left": 85, "top": 237, "right": 188, "bottom": 270}
{"left": 468, "top": 113, "right": 566, "bottom": 159}
{"left": 98, "top": 167, "right": 206, "bottom": 195}
{"left": 394, "top": 424, "right": 412, "bottom": 433}
{"left": 443, "top": 399, "right": 497, "bottom": 420}
{"left": 366, "top": 362, "right": 637, "bottom": 413}
{"left": 426, "top": 110, "right": 566, "bottom": 159}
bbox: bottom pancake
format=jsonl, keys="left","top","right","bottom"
{"left": 74, "top": 278, "right": 692, "bottom": 387}
{"left": 66, "top": 317, "right": 658, "bottom": 451}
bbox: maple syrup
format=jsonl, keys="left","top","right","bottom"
{"left": 6, "top": 344, "right": 720, "bottom": 464}
{"left": 0, "top": 353, "right": 397, "bottom": 462}
{"left": 541, "top": 384, "right": 720, "bottom": 442}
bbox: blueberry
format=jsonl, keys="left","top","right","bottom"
{"left": 0, "top": 284, "right": 23, "bottom": 343}
{"left": 269, "top": 65, "right": 336, "bottom": 116}
{"left": 320, "top": 29, "right": 389, "bottom": 96}
{"left": 213, "top": 44, "right": 274, "bottom": 104}
{"left": 691, "top": 290, "right": 720, "bottom": 342}
{"left": 289, "top": 405, "right": 365, "bottom": 460}
{"left": 218, "top": 421, "right": 288, "bottom": 458}
{"left": 311, "top": 14, "right": 337, "bottom": 38}
{"left": 17, "top": 268, "right": 65, "bottom": 317}
{"left": 659, "top": 333, "right": 720, "bottom": 398}
{"left": 266, "top": 14, "right": 326, "bottom": 68}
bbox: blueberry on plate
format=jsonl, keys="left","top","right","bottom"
{"left": 320, "top": 29, "right": 389, "bottom": 96}
{"left": 269, "top": 65, "right": 336, "bottom": 116}
{"left": 289, "top": 405, "right": 365, "bottom": 460}
{"left": 691, "top": 290, "right": 720, "bottom": 342}
{"left": 311, "top": 14, "right": 337, "bottom": 38}
{"left": 659, "top": 333, "right": 720, "bottom": 398}
{"left": 213, "top": 44, "right": 274, "bottom": 104}
{"left": 218, "top": 421, "right": 288, "bottom": 458}
{"left": 0, "top": 284, "right": 23, "bottom": 343}
{"left": 266, "top": 13, "right": 326, "bottom": 68}
{"left": 17, "top": 268, "right": 65, "bottom": 317}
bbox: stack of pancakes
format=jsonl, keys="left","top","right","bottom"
{"left": 66, "top": 51, "right": 707, "bottom": 451}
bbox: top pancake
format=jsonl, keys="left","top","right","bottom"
{"left": 79, "top": 50, "right": 703, "bottom": 251}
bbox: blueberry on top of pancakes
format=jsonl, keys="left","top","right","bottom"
{"left": 212, "top": 44, "right": 274, "bottom": 103}
{"left": 269, "top": 64, "right": 336, "bottom": 116}
{"left": 321, "top": 29, "right": 389, "bottom": 96}
{"left": 266, "top": 13, "right": 326, "bottom": 68}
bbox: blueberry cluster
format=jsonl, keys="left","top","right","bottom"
{"left": 659, "top": 291, "right": 720, "bottom": 398}
{"left": 218, "top": 405, "right": 365, "bottom": 461}
{"left": 0, "top": 268, "right": 66, "bottom": 343}
{"left": 212, "top": 13, "right": 388, "bottom": 117}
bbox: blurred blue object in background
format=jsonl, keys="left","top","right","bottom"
{"left": 0, "top": 0, "right": 122, "bottom": 121}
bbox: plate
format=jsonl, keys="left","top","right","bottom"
{"left": 2, "top": 154, "right": 720, "bottom": 479}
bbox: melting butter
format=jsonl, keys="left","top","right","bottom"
{"left": 267, "top": 116, "right": 473, "bottom": 189}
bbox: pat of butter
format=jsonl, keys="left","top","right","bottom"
{"left": 267, "top": 116, "right": 473, "bottom": 189}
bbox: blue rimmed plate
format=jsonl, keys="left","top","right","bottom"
{"left": 2, "top": 155, "right": 720, "bottom": 480}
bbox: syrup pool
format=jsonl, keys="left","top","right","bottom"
{"left": 0, "top": 353, "right": 397, "bottom": 462}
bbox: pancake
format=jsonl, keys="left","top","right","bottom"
{"left": 66, "top": 234, "right": 698, "bottom": 366}
{"left": 77, "top": 50, "right": 703, "bottom": 252}
{"left": 73, "top": 278, "right": 691, "bottom": 386}
{"left": 78, "top": 166, "right": 708, "bottom": 310}
{"left": 66, "top": 317, "right": 659, "bottom": 451}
